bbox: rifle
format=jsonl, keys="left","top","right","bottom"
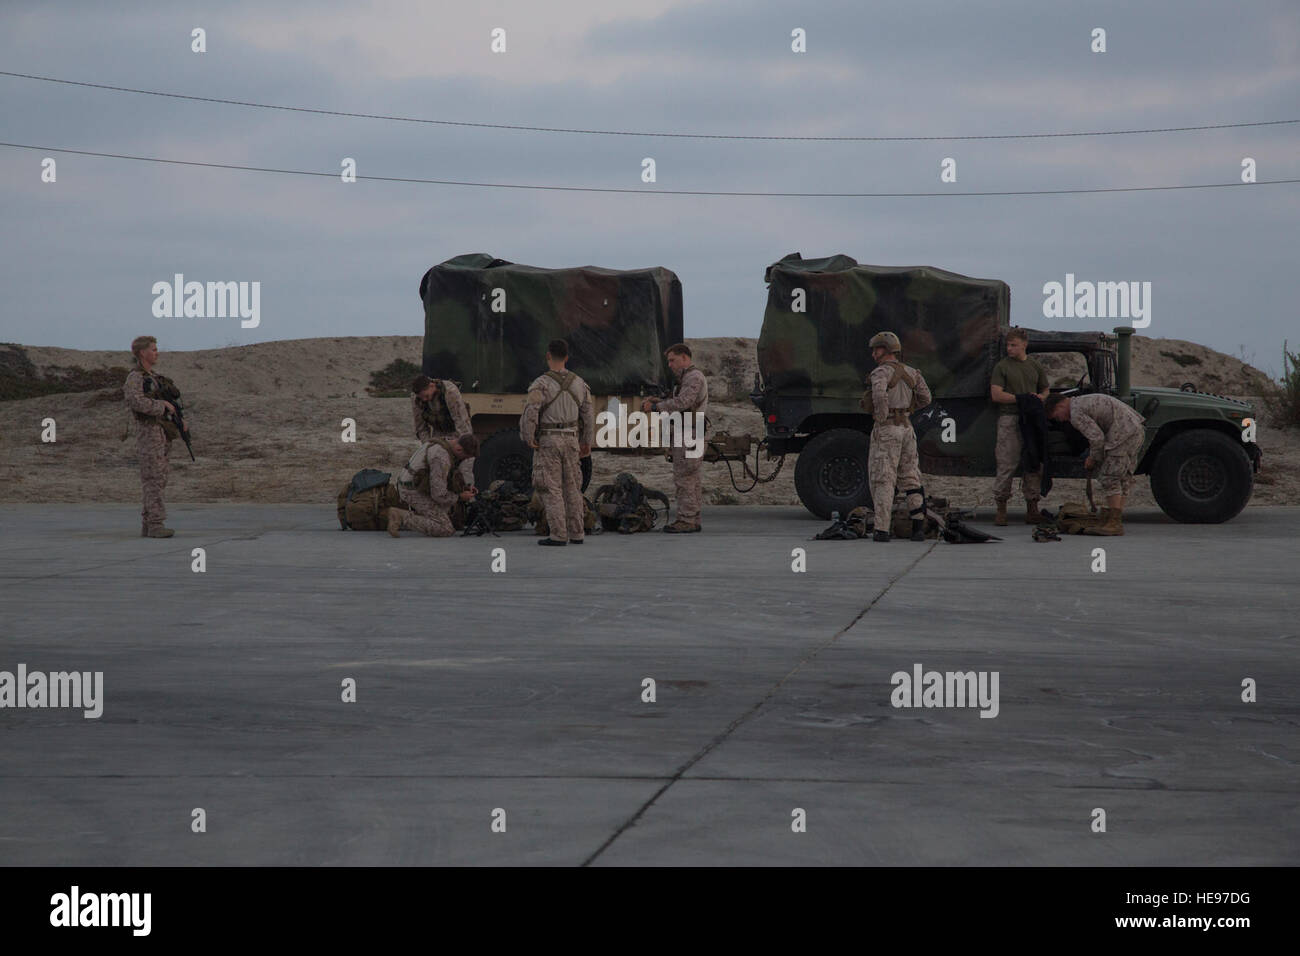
{"left": 144, "top": 373, "right": 195, "bottom": 461}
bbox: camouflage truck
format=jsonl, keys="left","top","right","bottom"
{"left": 753, "top": 253, "right": 1262, "bottom": 522}
{"left": 419, "top": 253, "right": 684, "bottom": 491}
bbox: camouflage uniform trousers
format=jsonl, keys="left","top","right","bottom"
{"left": 137, "top": 423, "right": 170, "bottom": 530}
{"left": 1098, "top": 431, "right": 1144, "bottom": 496}
{"left": 869, "top": 423, "right": 922, "bottom": 529}
{"left": 396, "top": 486, "right": 455, "bottom": 537}
{"left": 534, "top": 433, "right": 585, "bottom": 541}
{"left": 669, "top": 444, "right": 703, "bottom": 525}
{"left": 992, "top": 415, "right": 1041, "bottom": 503}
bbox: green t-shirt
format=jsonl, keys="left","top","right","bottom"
{"left": 991, "top": 356, "right": 1048, "bottom": 415}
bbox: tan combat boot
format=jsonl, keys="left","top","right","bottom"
{"left": 663, "top": 519, "right": 701, "bottom": 534}
{"left": 994, "top": 500, "right": 1008, "bottom": 527}
{"left": 145, "top": 526, "right": 175, "bottom": 538}
{"left": 1024, "top": 501, "right": 1042, "bottom": 524}
{"left": 387, "top": 508, "right": 406, "bottom": 538}
{"left": 1085, "top": 508, "right": 1124, "bottom": 536}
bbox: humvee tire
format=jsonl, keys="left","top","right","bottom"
{"left": 474, "top": 428, "right": 593, "bottom": 493}
{"left": 1149, "top": 429, "right": 1253, "bottom": 524}
{"left": 794, "top": 428, "right": 873, "bottom": 519}
{"left": 475, "top": 429, "right": 533, "bottom": 491}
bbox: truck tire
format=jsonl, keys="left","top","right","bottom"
{"left": 794, "top": 428, "right": 873, "bottom": 519}
{"left": 474, "top": 429, "right": 533, "bottom": 491}
{"left": 473, "top": 430, "right": 592, "bottom": 493}
{"left": 1149, "top": 429, "right": 1253, "bottom": 523}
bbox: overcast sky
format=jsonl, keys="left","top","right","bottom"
{"left": 2, "top": 0, "right": 1297, "bottom": 374}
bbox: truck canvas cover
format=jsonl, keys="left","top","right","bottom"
{"left": 420, "top": 253, "right": 684, "bottom": 394}
{"left": 758, "top": 253, "right": 1009, "bottom": 399}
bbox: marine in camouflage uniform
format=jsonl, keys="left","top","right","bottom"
{"left": 863, "top": 332, "right": 932, "bottom": 541}
{"left": 410, "top": 374, "right": 471, "bottom": 443}
{"left": 1045, "top": 393, "right": 1145, "bottom": 536}
{"left": 989, "top": 327, "right": 1051, "bottom": 526}
{"left": 122, "top": 335, "right": 185, "bottom": 538}
{"left": 520, "top": 339, "right": 593, "bottom": 546}
{"left": 390, "top": 434, "right": 479, "bottom": 537}
{"left": 642, "top": 343, "right": 708, "bottom": 533}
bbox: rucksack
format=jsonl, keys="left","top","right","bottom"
{"left": 337, "top": 469, "right": 402, "bottom": 530}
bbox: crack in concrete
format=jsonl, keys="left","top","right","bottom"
{"left": 580, "top": 540, "right": 939, "bottom": 866}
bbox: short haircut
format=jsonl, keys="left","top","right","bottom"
{"left": 410, "top": 374, "right": 433, "bottom": 394}
{"left": 1044, "top": 393, "right": 1068, "bottom": 415}
{"left": 665, "top": 343, "right": 692, "bottom": 359}
{"left": 455, "top": 433, "right": 480, "bottom": 457}
{"left": 1006, "top": 328, "right": 1029, "bottom": 344}
{"left": 130, "top": 335, "right": 156, "bottom": 361}
{"left": 547, "top": 339, "right": 569, "bottom": 359}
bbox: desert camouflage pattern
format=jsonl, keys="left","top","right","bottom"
{"left": 532, "top": 434, "right": 586, "bottom": 541}
{"left": 992, "top": 416, "right": 1041, "bottom": 503}
{"left": 519, "top": 370, "right": 595, "bottom": 446}
{"left": 657, "top": 365, "right": 709, "bottom": 525}
{"left": 759, "top": 253, "right": 1006, "bottom": 401}
{"left": 123, "top": 369, "right": 172, "bottom": 530}
{"left": 868, "top": 426, "right": 923, "bottom": 529}
{"left": 1069, "top": 394, "right": 1146, "bottom": 496}
{"left": 1068, "top": 393, "right": 1147, "bottom": 459}
{"left": 864, "top": 357, "right": 929, "bottom": 530}
{"left": 412, "top": 381, "right": 471, "bottom": 442}
{"left": 419, "top": 253, "right": 683, "bottom": 395}
{"left": 865, "top": 359, "right": 931, "bottom": 422}
{"left": 396, "top": 442, "right": 474, "bottom": 536}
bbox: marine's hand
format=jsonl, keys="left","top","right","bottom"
{"left": 529, "top": 440, "right": 539, "bottom": 450}
{"left": 580, "top": 444, "right": 590, "bottom": 457}
{"left": 1085, "top": 456, "right": 1095, "bottom": 470}
{"left": 162, "top": 401, "right": 177, "bottom": 416}
{"left": 460, "top": 490, "right": 475, "bottom": 502}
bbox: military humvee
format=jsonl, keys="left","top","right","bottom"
{"left": 419, "top": 253, "right": 684, "bottom": 491}
{"left": 753, "top": 253, "right": 1262, "bottom": 522}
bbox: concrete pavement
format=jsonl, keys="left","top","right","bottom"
{"left": 0, "top": 504, "right": 1296, "bottom": 865}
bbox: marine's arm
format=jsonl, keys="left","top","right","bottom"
{"left": 1071, "top": 408, "right": 1107, "bottom": 461}
{"left": 412, "top": 397, "right": 433, "bottom": 442}
{"left": 654, "top": 369, "right": 705, "bottom": 413}
{"left": 989, "top": 362, "right": 1016, "bottom": 404}
{"left": 870, "top": 366, "right": 890, "bottom": 422}
{"left": 578, "top": 383, "right": 594, "bottom": 454}
{"left": 444, "top": 382, "right": 472, "bottom": 436}
{"left": 913, "top": 370, "right": 932, "bottom": 409}
{"left": 520, "top": 377, "right": 546, "bottom": 448}
{"left": 123, "top": 372, "right": 170, "bottom": 417}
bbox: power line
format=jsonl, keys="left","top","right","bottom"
{"left": 3, "top": 70, "right": 1298, "bottom": 142}
{"left": 5, "top": 141, "right": 1296, "bottom": 196}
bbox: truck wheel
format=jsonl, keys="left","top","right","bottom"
{"left": 794, "top": 428, "right": 873, "bottom": 519}
{"left": 1149, "top": 429, "right": 1253, "bottom": 523}
{"left": 475, "top": 429, "right": 534, "bottom": 491}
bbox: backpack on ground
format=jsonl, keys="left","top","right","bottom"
{"left": 337, "top": 469, "right": 402, "bottom": 530}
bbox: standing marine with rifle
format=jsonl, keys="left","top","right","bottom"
{"left": 641, "top": 343, "right": 709, "bottom": 534}
{"left": 521, "top": 339, "right": 593, "bottom": 547}
{"left": 863, "top": 331, "right": 932, "bottom": 542}
{"left": 123, "top": 335, "right": 191, "bottom": 538}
